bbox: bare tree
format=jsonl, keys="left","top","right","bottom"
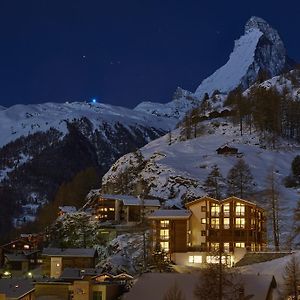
{"left": 194, "top": 264, "right": 245, "bottom": 300}
{"left": 282, "top": 255, "right": 300, "bottom": 299}
{"left": 227, "top": 159, "right": 254, "bottom": 198}
{"left": 163, "top": 281, "right": 185, "bottom": 300}
{"left": 265, "top": 168, "right": 281, "bottom": 251}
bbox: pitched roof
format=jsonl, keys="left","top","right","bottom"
{"left": 0, "top": 278, "right": 34, "bottom": 299}
{"left": 42, "top": 248, "right": 96, "bottom": 258}
{"left": 101, "top": 194, "right": 160, "bottom": 207}
{"left": 5, "top": 253, "right": 28, "bottom": 262}
{"left": 60, "top": 268, "right": 102, "bottom": 280}
{"left": 185, "top": 196, "right": 219, "bottom": 207}
{"left": 122, "top": 272, "right": 276, "bottom": 300}
{"left": 147, "top": 209, "right": 191, "bottom": 219}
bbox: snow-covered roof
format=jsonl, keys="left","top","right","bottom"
{"left": 42, "top": 248, "right": 96, "bottom": 258}
{"left": 0, "top": 279, "right": 35, "bottom": 299}
{"left": 147, "top": 209, "right": 191, "bottom": 219}
{"left": 101, "top": 194, "right": 160, "bottom": 207}
{"left": 122, "top": 272, "right": 276, "bottom": 300}
{"left": 59, "top": 206, "right": 77, "bottom": 213}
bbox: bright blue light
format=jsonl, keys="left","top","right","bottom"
{"left": 92, "top": 98, "right": 97, "bottom": 103}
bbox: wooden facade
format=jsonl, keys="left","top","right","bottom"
{"left": 148, "top": 196, "right": 266, "bottom": 264}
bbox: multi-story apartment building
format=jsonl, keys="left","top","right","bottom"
{"left": 148, "top": 196, "right": 266, "bottom": 266}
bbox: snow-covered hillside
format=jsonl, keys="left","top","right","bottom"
{"left": 102, "top": 119, "right": 300, "bottom": 240}
{"left": 0, "top": 101, "right": 176, "bottom": 148}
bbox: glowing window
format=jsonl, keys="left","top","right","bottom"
{"left": 235, "top": 203, "right": 245, "bottom": 216}
{"left": 235, "top": 218, "right": 245, "bottom": 229}
{"left": 210, "top": 203, "right": 220, "bottom": 216}
{"left": 223, "top": 203, "right": 230, "bottom": 216}
{"left": 160, "top": 241, "right": 169, "bottom": 252}
{"left": 223, "top": 218, "right": 230, "bottom": 229}
{"left": 211, "top": 218, "right": 219, "bottom": 229}
{"left": 160, "top": 220, "right": 169, "bottom": 227}
{"left": 24, "top": 245, "right": 30, "bottom": 249}
{"left": 211, "top": 242, "right": 219, "bottom": 251}
{"left": 235, "top": 242, "right": 245, "bottom": 248}
{"left": 206, "top": 256, "right": 227, "bottom": 264}
{"left": 160, "top": 229, "right": 169, "bottom": 240}
{"left": 224, "top": 243, "right": 230, "bottom": 252}
{"left": 109, "top": 208, "right": 115, "bottom": 211}
{"left": 201, "top": 218, "right": 206, "bottom": 224}
{"left": 189, "top": 256, "right": 202, "bottom": 264}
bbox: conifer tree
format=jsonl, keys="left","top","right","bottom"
{"left": 203, "top": 165, "right": 225, "bottom": 199}
{"left": 227, "top": 159, "right": 254, "bottom": 198}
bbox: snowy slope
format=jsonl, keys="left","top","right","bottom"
{"left": 102, "top": 119, "right": 300, "bottom": 241}
{"left": 0, "top": 101, "right": 177, "bottom": 148}
{"left": 134, "top": 87, "right": 199, "bottom": 119}
{"left": 195, "top": 28, "right": 263, "bottom": 98}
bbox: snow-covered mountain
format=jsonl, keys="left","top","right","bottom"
{"left": 194, "top": 16, "right": 293, "bottom": 99}
{"left": 135, "top": 17, "right": 295, "bottom": 120}
{"left": 0, "top": 101, "right": 177, "bottom": 233}
{"left": 134, "top": 87, "right": 199, "bottom": 119}
{"left": 0, "top": 101, "right": 176, "bottom": 148}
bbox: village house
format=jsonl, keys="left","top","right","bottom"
{"left": 41, "top": 248, "right": 97, "bottom": 279}
{"left": 90, "top": 194, "right": 160, "bottom": 224}
{"left": 148, "top": 196, "right": 266, "bottom": 266}
{"left": 34, "top": 269, "right": 132, "bottom": 300}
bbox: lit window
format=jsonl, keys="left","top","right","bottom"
{"left": 189, "top": 256, "right": 202, "bottom": 264}
{"left": 211, "top": 242, "right": 219, "bottom": 251}
{"left": 160, "top": 220, "right": 169, "bottom": 227}
{"left": 251, "top": 243, "right": 256, "bottom": 251}
{"left": 206, "top": 256, "right": 227, "bottom": 264}
{"left": 211, "top": 218, "right": 219, "bottom": 229}
{"left": 160, "top": 229, "right": 169, "bottom": 240}
{"left": 223, "top": 243, "right": 230, "bottom": 252}
{"left": 223, "top": 218, "right": 230, "bottom": 229}
{"left": 235, "top": 218, "right": 245, "bottom": 229}
{"left": 24, "top": 245, "right": 30, "bottom": 249}
{"left": 160, "top": 241, "right": 169, "bottom": 252}
{"left": 109, "top": 208, "right": 115, "bottom": 211}
{"left": 201, "top": 218, "right": 206, "bottom": 224}
{"left": 223, "top": 203, "right": 230, "bottom": 216}
{"left": 235, "top": 242, "right": 245, "bottom": 248}
{"left": 210, "top": 203, "right": 220, "bottom": 216}
{"left": 235, "top": 203, "right": 245, "bottom": 216}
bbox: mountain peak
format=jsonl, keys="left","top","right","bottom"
{"left": 245, "top": 16, "right": 271, "bottom": 33}
{"left": 194, "top": 16, "right": 293, "bottom": 99}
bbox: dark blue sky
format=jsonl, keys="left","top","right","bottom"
{"left": 0, "top": 0, "right": 299, "bottom": 108}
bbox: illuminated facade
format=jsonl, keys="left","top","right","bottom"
{"left": 148, "top": 196, "right": 266, "bottom": 266}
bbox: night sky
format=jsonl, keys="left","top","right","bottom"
{"left": 0, "top": 0, "right": 299, "bottom": 108}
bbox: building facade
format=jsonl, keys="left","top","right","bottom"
{"left": 148, "top": 196, "right": 266, "bottom": 266}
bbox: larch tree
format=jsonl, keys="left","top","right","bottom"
{"left": 203, "top": 165, "right": 225, "bottom": 199}
{"left": 227, "top": 159, "right": 254, "bottom": 199}
{"left": 163, "top": 281, "right": 185, "bottom": 300}
{"left": 282, "top": 255, "right": 300, "bottom": 299}
{"left": 265, "top": 168, "right": 281, "bottom": 251}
